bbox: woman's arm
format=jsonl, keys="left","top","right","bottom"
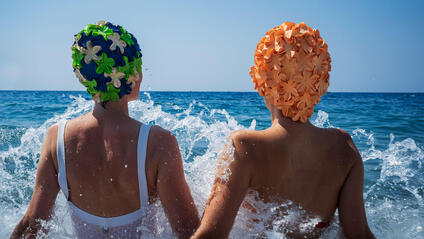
{"left": 338, "top": 131, "right": 375, "bottom": 239}
{"left": 154, "top": 130, "right": 200, "bottom": 239}
{"left": 10, "top": 125, "right": 60, "bottom": 239}
{"left": 192, "top": 134, "right": 252, "bottom": 239}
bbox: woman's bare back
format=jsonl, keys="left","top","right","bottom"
{"left": 12, "top": 103, "right": 200, "bottom": 238}
{"left": 194, "top": 121, "right": 373, "bottom": 238}
{"left": 243, "top": 123, "right": 354, "bottom": 221}
{"left": 57, "top": 112, "right": 146, "bottom": 217}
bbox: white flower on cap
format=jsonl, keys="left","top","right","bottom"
{"left": 108, "top": 33, "right": 127, "bottom": 54}
{"left": 127, "top": 68, "right": 139, "bottom": 87}
{"left": 80, "top": 41, "right": 102, "bottom": 64}
{"left": 74, "top": 68, "right": 87, "bottom": 83}
{"left": 97, "top": 20, "right": 107, "bottom": 26}
{"left": 104, "top": 68, "right": 125, "bottom": 88}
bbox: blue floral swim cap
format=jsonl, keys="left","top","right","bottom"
{"left": 71, "top": 20, "right": 142, "bottom": 102}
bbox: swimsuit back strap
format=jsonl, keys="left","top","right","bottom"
{"left": 137, "top": 124, "right": 151, "bottom": 209}
{"left": 56, "top": 120, "right": 69, "bottom": 200}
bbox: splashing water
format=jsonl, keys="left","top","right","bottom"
{"left": 0, "top": 93, "right": 423, "bottom": 238}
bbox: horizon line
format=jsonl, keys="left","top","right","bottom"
{"left": 0, "top": 90, "right": 423, "bottom": 94}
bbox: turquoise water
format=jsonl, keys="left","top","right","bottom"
{"left": 0, "top": 91, "right": 423, "bottom": 238}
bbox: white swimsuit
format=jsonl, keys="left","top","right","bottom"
{"left": 56, "top": 121, "right": 152, "bottom": 238}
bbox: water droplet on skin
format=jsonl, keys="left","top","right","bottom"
{"left": 110, "top": 178, "right": 113, "bottom": 182}
{"left": 130, "top": 139, "right": 134, "bottom": 143}
{"left": 124, "top": 164, "right": 128, "bottom": 168}
{"left": 80, "top": 193, "right": 83, "bottom": 197}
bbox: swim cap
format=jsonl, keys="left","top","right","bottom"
{"left": 250, "top": 22, "right": 331, "bottom": 123}
{"left": 71, "top": 20, "right": 142, "bottom": 103}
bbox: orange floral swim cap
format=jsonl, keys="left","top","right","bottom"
{"left": 250, "top": 22, "right": 331, "bottom": 123}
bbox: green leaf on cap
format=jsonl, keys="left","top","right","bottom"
{"left": 83, "top": 24, "right": 97, "bottom": 36}
{"left": 101, "top": 84, "right": 120, "bottom": 101}
{"left": 92, "top": 25, "right": 113, "bottom": 41}
{"left": 95, "top": 52, "right": 115, "bottom": 74}
{"left": 134, "top": 57, "right": 142, "bottom": 73}
{"left": 117, "top": 56, "right": 135, "bottom": 78}
{"left": 82, "top": 80, "right": 98, "bottom": 95}
{"left": 120, "top": 27, "right": 134, "bottom": 46}
{"left": 72, "top": 47, "right": 84, "bottom": 68}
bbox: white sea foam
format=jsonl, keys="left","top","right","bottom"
{"left": 0, "top": 96, "right": 423, "bottom": 238}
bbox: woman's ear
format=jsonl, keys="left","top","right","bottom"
{"left": 128, "top": 71, "right": 143, "bottom": 101}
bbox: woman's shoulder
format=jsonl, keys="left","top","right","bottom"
{"left": 324, "top": 128, "right": 356, "bottom": 149}
{"left": 147, "top": 125, "right": 179, "bottom": 154}
{"left": 148, "top": 125, "right": 175, "bottom": 142}
{"left": 321, "top": 128, "right": 361, "bottom": 166}
{"left": 230, "top": 129, "right": 256, "bottom": 148}
{"left": 315, "top": 127, "right": 354, "bottom": 145}
{"left": 145, "top": 125, "right": 183, "bottom": 172}
{"left": 230, "top": 129, "right": 269, "bottom": 146}
{"left": 229, "top": 129, "right": 266, "bottom": 160}
{"left": 230, "top": 129, "right": 264, "bottom": 140}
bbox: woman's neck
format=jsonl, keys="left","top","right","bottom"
{"left": 269, "top": 104, "right": 310, "bottom": 129}
{"left": 92, "top": 98, "right": 129, "bottom": 117}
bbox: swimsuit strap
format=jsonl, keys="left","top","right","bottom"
{"left": 56, "top": 121, "right": 151, "bottom": 228}
{"left": 56, "top": 121, "right": 151, "bottom": 208}
{"left": 137, "top": 124, "right": 151, "bottom": 209}
{"left": 56, "top": 120, "right": 69, "bottom": 200}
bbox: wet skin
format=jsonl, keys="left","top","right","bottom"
{"left": 11, "top": 72, "right": 200, "bottom": 239}
{"left": 193, "top": 98, "right": 375, "bottom": 239}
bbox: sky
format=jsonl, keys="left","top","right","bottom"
{"left": 0, "top": 0, "right": 423, "bottom": 92}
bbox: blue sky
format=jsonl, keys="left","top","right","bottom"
{"left": 0, "top": 0, "right": 423, "bottom": 92}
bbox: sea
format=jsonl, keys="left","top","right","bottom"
{"left": 0, "top": 91, "right": 423, "bottom": 238}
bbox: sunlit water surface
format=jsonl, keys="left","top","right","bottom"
{"left": 0, "top": 91, "right": 423, "bottom": 238}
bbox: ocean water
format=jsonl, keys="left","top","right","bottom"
{"left": 0, "top": 91, "right": 423, "bottom": 238}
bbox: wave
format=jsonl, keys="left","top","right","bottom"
{"left": 0, "top": 94, "right": 423, "bottom": 238}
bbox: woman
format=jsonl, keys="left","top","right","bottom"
{"left": 11, "top": 21, "right": 199, "bottom": 238}
{"left": 193, "top": 22, "right": 374, "bottom": 238}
